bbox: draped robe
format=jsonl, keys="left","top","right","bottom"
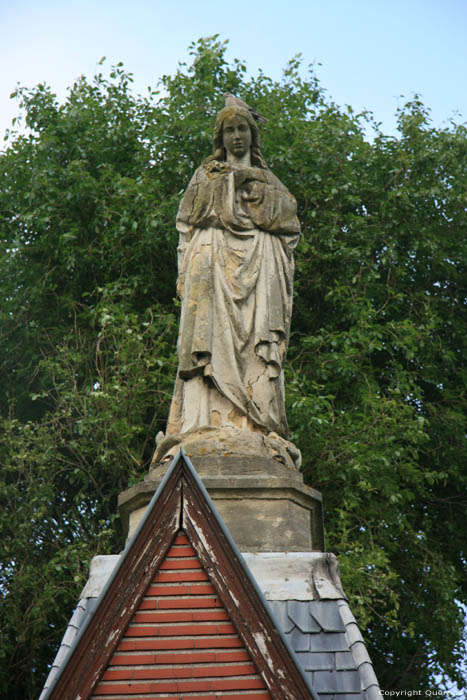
{"left": 166, "top": 159, "right": 300, "bottom": 439}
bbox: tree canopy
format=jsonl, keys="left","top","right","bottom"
{"left": 1, "top": 37, "right": 466, "bottom": 698}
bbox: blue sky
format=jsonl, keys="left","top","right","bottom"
{"left": 2, "top": 0, "right": 467, "bottom": 140}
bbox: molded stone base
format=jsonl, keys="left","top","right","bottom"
{"left": 119, "top": 453, "right": 325, "bottom": 552}
{"left": 152, "top": 425, "right": 302, "bottom": 470}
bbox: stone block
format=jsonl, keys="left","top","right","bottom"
{"left": 118, "top": 454, "right": 324, "bottom": 552}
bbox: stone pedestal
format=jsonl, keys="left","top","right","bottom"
{"left": 119, "top": 453, "right": 324, "bottom": 553}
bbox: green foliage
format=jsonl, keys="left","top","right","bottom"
{"left": 1, "top": 36, "right": 466, "bottom": 697}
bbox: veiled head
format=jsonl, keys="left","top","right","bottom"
{"left": 210, "top": 105, "right": 267, "bottom": 169}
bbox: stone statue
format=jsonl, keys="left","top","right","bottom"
{"left": 155, "top": 102, "right": 301, "bottom": 468}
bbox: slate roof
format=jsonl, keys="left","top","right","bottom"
{"left": 40, "top": 451, "right": 380, "bottom": 699}
{"left": 268, "top": 599, "right": 380, "bottom": 700}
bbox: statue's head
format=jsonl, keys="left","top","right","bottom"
{"left": 210, "top": 105, "right": 267, "bottom": 169}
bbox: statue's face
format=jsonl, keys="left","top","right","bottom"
{"left": 222, "top": 115, "right": 252, "bottom": 158}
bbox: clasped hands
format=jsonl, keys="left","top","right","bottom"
{"left": 233, "top": 167, "right": 267, "bottom": 202}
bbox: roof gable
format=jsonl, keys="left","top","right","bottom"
{"left": 93, "top": 530, "right": 271, "bottom": 698}
{"left": 43, "top": 450, "right": 317, "bottom": 700}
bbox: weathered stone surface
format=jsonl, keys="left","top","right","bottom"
{"left": 80, "top": 555, "right": 121, "bottom": 598}
{"left": 119, "top": 453, "right": 324, "bottom": 552}
{"left": 80, "top": 552, "right": 346, "bottom": 605}
{"left": 138, "top": 107, "right": 311, "bottom": 553}
{"left": 209, "top": 493, "right": 313, "bottom": 552}
{"left": 242, "top": 553, "right": 346, "bottom": 600}
{"left": 224, "top": 93, "right": 268, "bottom": 124}
{"left": 165, "top": 104, "right": 300, "bottom": 451}
{"left": 151, "top": 425, "right": 301, "bottom": 470}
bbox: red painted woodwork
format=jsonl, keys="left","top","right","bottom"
{"left": 91, "top": 531, "right": 272, "bottom": 699}
{"left": 44, "top": 454, "right": 314, "bottom": 699}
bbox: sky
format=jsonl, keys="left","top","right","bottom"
{"left": 1, "top": 0, "right": 467, "bottom": 142}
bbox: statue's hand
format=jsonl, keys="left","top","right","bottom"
{"left": 233, "top": 167, "right": 266, "bottom": 188}
{"left": 240, "top": 180, "right": 265, "bottom": 203}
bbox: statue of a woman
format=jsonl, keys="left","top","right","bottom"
{"left": 162, "top": 104, "right": 300, "bottom": 463}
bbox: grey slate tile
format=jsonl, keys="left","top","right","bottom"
{"left": 337, "top": 599, "right": 357, "bottom": 626}
{"left": 287, "top": 600, "right": 322, "bottom": 632}
{"left": 278, "top": 598, "right": 379, "bottom": 696}
{"left": 335, "top": 651, "right": 357, "bottom": 670}
{"left": 346, "top": 621, "right": 363, "bottom": 646}
{"left": 70, "top": 605, "right": 88, "bottom": 630}
{"left": 61, "top": 626, "right": 78, "bottom": 647}
{"left": 351, "top": 640, "right": 372, "bottom": 667}
{"left": 309, "top": 600, "right": 346, "bottom": 632}
{"left": 53, "top": 644, "right": 72, "bottom": 667}
{"left": 295, "top": 651, "right": 335, "bottom": 671}
{"left": 313, "top": 669, "right": 361, "bottom": 693}
{"left": 335, "top": 670, "right": 361, "bottom": 692}
{"left": 288, "top": 625, "right": 311, "bottom": 652}
{"left": 268, "top": 600, "right": 295, "bottom": 633}
{"left": 358, "top": 661, "right": 380, "bottom": 691}
{"left": 365, "top": 683, "right": 384, "bottom": 700}
{"left": 311, "top": 670, "right": 338, "bottom": 693}
{"left": 317, "top": 631, "right": 350, "bottom": 653}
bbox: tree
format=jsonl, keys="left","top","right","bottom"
{"left": 0, "top": 37, "right": 466, "bottom": 698}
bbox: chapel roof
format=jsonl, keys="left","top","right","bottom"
{"left": 40, "top": 450, "right": 318, "bottom": 700}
